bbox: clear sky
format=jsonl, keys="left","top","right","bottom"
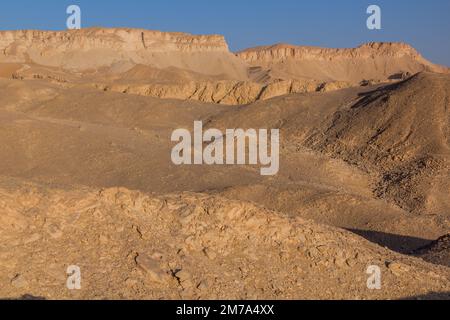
{"left": 0, "top": 0, "right": 449, "bottom": 66}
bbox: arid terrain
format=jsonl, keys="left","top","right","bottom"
{"left": 0, "top": 28, "right": 449, "bottom": 300}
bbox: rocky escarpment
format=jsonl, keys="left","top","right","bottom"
{"left": 238, "top": 42, "right": 449, "bottom": 83}
{"left": 0, "top": 28, "right": 229, "bottom": 53}
{"left": 238, "top": 43, "right": 426, "bottom": 62}
{"left": 93, "top": 79, "right": 353, "bottom": 105}
{"left": 0, "top": 28, "right": 248, "bottom": 79}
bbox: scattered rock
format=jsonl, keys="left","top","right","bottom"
{"left": 11, "top": 274, "right": 28, "bottom": 288}
{"left": 387, "top": 261, "right": 410, "bottom": 275}
{"left": 135, "top": 253, "right": 168, "bottom": 283}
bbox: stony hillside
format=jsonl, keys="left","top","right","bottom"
{"left": 1, "top": 178, "right": 449, "bottom": 300}
{"left": 305, "top": 72, "right": 450, "bottom": 214}
{"left": 414, "top": 234, "right": 450, "bottom": 267}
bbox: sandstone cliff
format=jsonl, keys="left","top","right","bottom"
{"left": 0, "top": 28, "right": 248, "bottom": 79}
{"left": 238, "top": 42, "right": 449, "bottom": 83}
{"left": 238, "top": 42, "right": 427, "bottom": 62}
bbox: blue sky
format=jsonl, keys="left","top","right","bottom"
{"left": 0, "top": 0, "right": 449, "bottom": 66}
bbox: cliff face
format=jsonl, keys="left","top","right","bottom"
{"left": 0, "top": 28, "right": 248, "bottom": 79}
{"left": 237, "top": 42, "right": 423, "bottom": 62}
{"left": 0, "top": 28, "right": 229, "bottom": 53}
{"left": 238, "top": 42, "right": 449, "bottom": 83}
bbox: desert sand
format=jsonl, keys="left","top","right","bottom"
{"left": 0, "top": 28, "right": 448, "bottom": 300}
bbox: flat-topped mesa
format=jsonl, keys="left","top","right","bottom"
{"left": 239, "top": 42, "right": 449, "bottom": 71}
{"left": 0, "top": 28, "right": 248, "bottom": 78}
{"left": 237, "top": 42, "right": 424, "bottom": 62}
{"left": 0, "top": 28, "right": 230, "bottom": 54}
{"left": 237, "top": 42, "right": 448, "bottom": 83}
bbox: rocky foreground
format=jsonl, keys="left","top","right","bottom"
{"left": 1, "top": 179, "right": 449, "bottom": 300}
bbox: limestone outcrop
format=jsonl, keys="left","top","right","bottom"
{"left": 238, "top": 42, "right": 449, "bottom": 83}
{"left": 0, "top": 28, "right": 248, "bottom": 79}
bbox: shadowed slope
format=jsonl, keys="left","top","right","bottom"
{"left": 305, "top": 72, "right": 450, "bottom": 215}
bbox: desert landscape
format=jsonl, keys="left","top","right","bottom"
{"left": 0, "top": 27, "right": 449, "bottom": 300}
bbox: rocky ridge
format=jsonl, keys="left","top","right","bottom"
{"left": 93, "top": 79, "right": 354, "bottom": 105}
